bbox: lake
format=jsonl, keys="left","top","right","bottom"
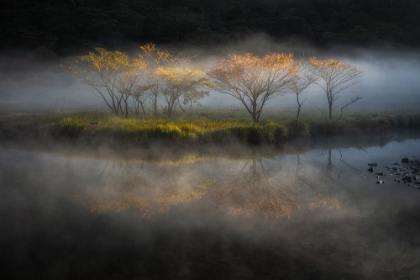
{"left": 1, "top": 132, "right": 420, "bottom": 279}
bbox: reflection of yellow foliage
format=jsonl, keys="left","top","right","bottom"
{"left": 307, "top": 196, "right": 342, "bottom": 211}
{"left": 69, "top": 192, "right": 157, "bottom": 218}
{"left": 221, "top": 196, "right": 296, "bottom": 218}
{"left": 157, "top": 188, "right": 207, "bottom": 212}
{"left": 69, "top": 179, "right": 211, "bottom": 218}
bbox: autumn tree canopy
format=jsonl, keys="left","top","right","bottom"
{"left": 209, "top": 53, "right": 299, "bottom": 122}
{"left": 309, "top": 58, "right": 363, "bottom": 120}
{"left": 65, "top": 44, "right": 211, "bottom": 118}
{"left": 152, "top": 67, "right": 211, "bottom": 118}
{"left": 65, "top": 48, "right": 147, "bottom": 117}
{"left": 138, "top": 43, "right": 175, "bottom": 117}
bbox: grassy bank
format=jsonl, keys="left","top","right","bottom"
{"left": 1, "top": 111, "right": 420, "bottom": 146}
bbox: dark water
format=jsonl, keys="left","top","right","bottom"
{"left": 1, "top": 135, "right": 420, "bottom": 279}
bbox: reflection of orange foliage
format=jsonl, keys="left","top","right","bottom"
{"left": 210, "top": 160, "right": 298, "bottom": 218}
{"left": 218, "top": 194, "right": 296, "bottom": 218}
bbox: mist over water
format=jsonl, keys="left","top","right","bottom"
{"left": 1, "top": 38, "right": 420, "bottom": 279}
{"left": 1, "top": 38, "right": 420, "bottom": 113}
{"left": 1, "top": 133, "right": 420, "bottom": 279}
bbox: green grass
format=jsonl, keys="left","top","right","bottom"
{"left": 1, "top": 110, "right": 419, "bottom": 146}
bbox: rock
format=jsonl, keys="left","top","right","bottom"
{"left": 403, "top": 176, "right": 413, "bottom": 183}
{"left": 369, "top": 157, "right": 420, "bottom": 187}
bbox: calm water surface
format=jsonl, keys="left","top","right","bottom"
{"left": 1, "top": 135, "right": 420, "bottom": 279}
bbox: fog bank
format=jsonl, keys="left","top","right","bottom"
{"left": 1, "top": 37, "right": 420, "bottom": 113}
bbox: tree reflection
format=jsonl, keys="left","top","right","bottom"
{"left": 69, "top": 148, "right": 358, "bottom": 219}
{"left": 210, "top": 159, "right": 298, "bottom": 218}
{"left": 305, "top": 149, "right": 356, "bottom": 211}
{"left": 69, "top": 160, "right": 209, "bottom": 218}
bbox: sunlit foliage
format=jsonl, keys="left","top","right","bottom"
{"left": 209, "top": 53, "right": 299, "bottom": 122}
{"left": 139, "top": 43, "right": 174, "bottom": 67}
{"left": 152, "top": 67, "right": 212, "bottom": 118}
{"left": 138, "top": 43, "right": 176, "bottom": 117}
{"left": 65, "top": 44, "right": 211, "bottom": 119}
{"left": 65, "top": 48, "right": 147, "bottom": 117}
{"left": 309, "top": 58, "right": 363, "bottom": 120}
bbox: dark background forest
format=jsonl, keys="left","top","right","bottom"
{"left": 1, "top": 0, "right": 420, "bottom": 56}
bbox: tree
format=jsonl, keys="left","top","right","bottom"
{"left": 65, "top": 48, "right": 146, "bottom": 117}
{"left": 289, "top": 64, "right": 317, "bottom": 119}
{"left": 152, "top": 67, "right": 211, "bottom": 118}
{"left": 138, "top": 43, "right": 175, "bottom": 117}
{"left": 309, "top": 58, "right": 363, "bottom": 120}
{"left": 208, "top": 53, "right": 299, "bottom": 122}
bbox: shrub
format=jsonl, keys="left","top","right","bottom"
{"left": 54, "top": 117, "right": 85, "bottom": 139}
{"left": 287, "top": 119, "right": 310, "bottom": 138}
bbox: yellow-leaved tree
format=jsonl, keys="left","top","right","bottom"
{"left": 138, "top": 43, "right": 176, "bottom": 117}
{"left": 152, "top": 67, "right": 212, "bottom": 118}
{"left": 65, "top": 48, "right": 147, "bottom": 117}
{"left": 309, "top": 58, "right": 363, "bottom": 120}
{"left": 208, "top": 53, "right": 299, "bottom": 122}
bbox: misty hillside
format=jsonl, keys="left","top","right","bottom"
{"left": 1, "top": 0, "right": 420, "bottom": 56}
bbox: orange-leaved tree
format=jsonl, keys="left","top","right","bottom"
{"left": 208, "top": 53, "right": 299, "bottom": 122}
{"left": 309, "top": 58, "right": 363, "bottom": 120}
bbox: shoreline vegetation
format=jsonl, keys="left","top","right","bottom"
{"left": 1, "top": 110, "right": 419, "bottom": 149}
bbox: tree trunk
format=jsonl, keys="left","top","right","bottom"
{"left": 328, "top": 101, "right": 333, "bottom": 120}
{"left": 296, "top": 104, "right": 301, "bottom": 119}
{"left": 252, "top": 113, "right": 259, "bottom": 122}
{"left": 152, "top": 95, "right": 158, "bottom": 118}
{"left": 252, "top": 100, "right": 259, "bottom": 122}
